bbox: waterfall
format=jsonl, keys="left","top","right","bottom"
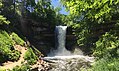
{"left": 55, "top": 26, "right": 67, "bottom": 51}
{"left": 43, "top": 26, "right": 94, "bottom": 71}
{"left": 55, "top": 26, "right": 71, "bottom": 56}
{"left": 48, "top": 26, "right": 71, "bottom": 56}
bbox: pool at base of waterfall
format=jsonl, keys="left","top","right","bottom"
{"left": 49, "top": 58, "right": 93, "bottom": 71}
{"left": 42, "top": 55, "right": 94, "bottom": 71}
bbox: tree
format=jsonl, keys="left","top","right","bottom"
{"left": 0, "top": 1, "right": 22, "bottom": 62}
{"left": 60, "top": 0, "right": 119, "bottom": 53}
{"left": 60, "top": 0, "right": 119, "bottom": 70}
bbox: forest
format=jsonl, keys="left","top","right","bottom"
{"left": 0, "top": 0, "right": 119, "bottom": 71}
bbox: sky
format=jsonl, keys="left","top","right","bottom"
{"left": 35, "top": 0, "right": 69, "bottom": 15}
{"left": 51, "top": 0, "right": 69, "bottom": 15}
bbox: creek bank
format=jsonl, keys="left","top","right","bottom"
{"left": 0, "top": 45, "right": 50, "bottom": 71}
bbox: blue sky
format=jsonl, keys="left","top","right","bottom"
{"left": 51, "top": 0, "right": 69, "bottom": 15}
{"left": 35, "top": 0, "right": 69, "bottom": 15}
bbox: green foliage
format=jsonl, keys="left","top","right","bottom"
{"left": 10, "top": 32, "right": 25, "bottom": 46}
{"left": 7, "top": 50, "right": 20, "bottom": 61}
{"left": 61, "top": 0, "right": 119, "bottom": 54}
{"left": 88, "top": 57, "right": 119, "bottom": 71}
{"left": 12, "top": 64, "right": 30, "bottom": 71}
{"left": 61, "top": 1, "right": 119, "bottom": 70}
{"left": 0, "top": 30, "right": 13, "bottom": 50}
{"left": 0, "top": 15, "right": 10, "bottom": 25}
{"left": 0, "top": 30, "right": 14, "bottom": 56}
{"left": 24, "top": 48, "right": 38, "bottom": 65}
{"left": 87, "top": 32, "right": 119, "bottom": 71}
{"left": 0, "top": 68, "right": 6, "bottom": 71}
{"left": 0, "top": 31, "right": 20, "bottom": 62}
{"left": 29, "top": 0, "right": 59, "bottom": 27}
{"left": 61, "top": 0, "right": 119, "bottom": 23}
{"left": 93, "top": 32, "right": 119, "bottom": 58}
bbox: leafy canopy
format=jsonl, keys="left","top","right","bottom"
{"left": 61, "top": 0, "right": 119, "bottom": 24}
{"left": 60, "top": 0, "right": 119, "bottom": 49}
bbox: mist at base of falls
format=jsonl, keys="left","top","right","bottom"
{"left": 48, "top": 48, "right": 84, "bottom": 56}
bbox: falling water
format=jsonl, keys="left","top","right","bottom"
{"left": 48, "top": 26, "right": 71, "bottom": 56}
{"left": 44, "top": 26, "right": 94, "bottom": 71}
{"left": 55, "top": 26, "right": 71, "bottom": 56}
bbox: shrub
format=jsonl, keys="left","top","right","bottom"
{"left": 87, "top": 32, "right": 119, "bottom": 71}
{"left": 7, "top": 50, "right": 20, "bottom": 61}
{"left": 1, "top": 50, "right": 20, "bottom": 62}
{"left": 0, "top": 15, "right": 10, "bottom": 25}
{"left": 0, "top": 31, "right": 13, "bottom": 62}
{"left": 10, "top": 32, "right": 25, "bottom": 46}
{"left": 24, "top": 48, "right": 38, "bottom": 65}
{"left": 0, "top": 31, "right": 20, "bottom": 62}
{"left": 89, "top": 57, "right": 119, "bottom": 71}
{"left": 93, "top": 32, "right": 119, "bottom": 58}
{"left": 12, "top": 64, "right": 30, "bottom": 71}
{"left": 0, "top": 30, "right": 14, "bottom": 50}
